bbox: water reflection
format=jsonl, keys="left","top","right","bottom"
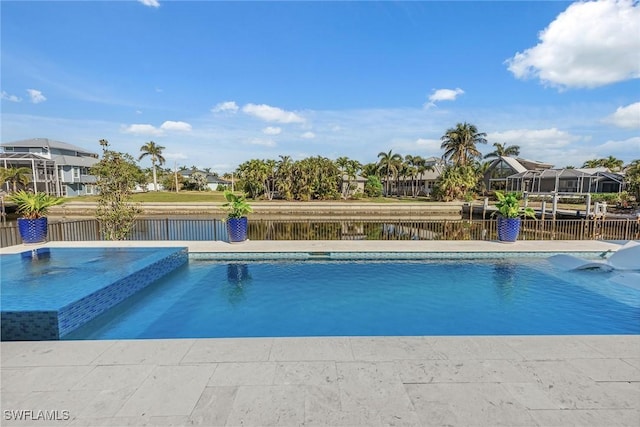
{"left": 494, "top": 261, "right": 518, "bottom": 300}
{"left": 224, "top": 264, "right": 252, "bottom": 305}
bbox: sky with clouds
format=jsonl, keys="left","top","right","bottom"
{"left": 1, "top": 0, "right": 638, "bottom": 172}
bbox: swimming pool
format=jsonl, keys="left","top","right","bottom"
{"left": 1, "top": 247, "right": 188, "bottom": 340}
{"left": 66, "top": 256, "right": 640, "bottom": 339}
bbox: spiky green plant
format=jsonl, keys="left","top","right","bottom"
{"left": 7, "top": 190, "right": 65, "bottom": 219}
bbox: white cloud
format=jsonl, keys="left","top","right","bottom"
{"left": 1, "top": 91, "right": 21, "bottom": 102}
{"left": 506, "top": 0, "right": 640, "bottom": 89}
{"left": 248, "top": 138, "right": 276, "bottom": 147}
{"left": 212, "top": 101, "right": 239, "bottom": 113}
{"left": 138, "top": 0, "right": 160, "bottom": 8}
{"left": 122, "top": 120, "right": 192, "bottom": 136}
{"left": 262, "top": 126, "right": 282, "bottom": 135}
{"left": 300, "top": 131, "right": 315, "bottom": 139}
{"left": 27, "top": 89, "right": 46, "bottom": 104}
{"left": 160, "top": 120, "right": 192, "bottom": 132}
{"left": 163, "top": 152, "right": 188, "bottom": 160}
{"left": 424, "top": 88, "right": 464, "bottom": 108}
{"left": 488, "top": 128, "right": 580, "bottom": 149}
{"left": 122, "top": 124, "right": 164, "bottom": 136}
{"left": 242, "top": 103, "right": 305, "bottom": 123}
{"left": 604, "top": 102, "right": 640, "bottom": 129}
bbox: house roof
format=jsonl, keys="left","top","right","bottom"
{"left": 515, "top": 157, "right": 554, "bottom": 170}
{"left": 53, "top": 155, "right": 99, "bottom": 167}
{"left": 497, "top": 156, "right": 528, "bottom": 173}
{"left": 0, "top": 152, "right": 53, "bottom": 162}
{"left": 341, "top": 174, "right": 367, "bottom": 182}
{"left": 1, "top": 138, "right": 98, "bottom": 157}
{"left": 508, "top": 168, "right": 605, "bottom": 179}
{"left": 415, "top": 164, "right": 444, "bottom": 180}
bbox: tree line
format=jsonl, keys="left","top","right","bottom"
{"left": 2, "top": 122, "right": 639, "bottom": 202}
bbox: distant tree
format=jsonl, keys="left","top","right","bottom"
{"left": 602, "top": 155, "right": 624, "bottom": 172}
{"left": 275, "top": 155, "right": 294, "bottom": 200}
{"left": 364, "top": 175, "right": 383, "bottom": 198}
{"left": 0, "top": 166, "right": 32, "bottom": 192}
{"left": 360, "top": 162, "right": 379, "bottom": 178}
{"left": 624, "top": 159, "right": 640, "bottom": 199}
{"left": 483, "top": 142, "right": 520, "bottom": 160}
{"left": 377, "top": 150, "right": 402, "bottom": 196}
{"left": 582, "top": 156, "right": 623, "bottom": 171}
{"left": 290, "top": 156, "right": 341, "bottom": 201}
{"left": 433, "top": 165, "right": 478, "bottom": 201}
{"left": 161, "top": 172, "right": 184, "bottom": 192}
{"left": 138, "top": 141, "right": 166, "bottom": 192}
{"left": 91, "top": 139, "right": 142, "bottom": 240}
{"left": 336, "top": 157, "right": 361, "bottom": 198}
{"left": 189, "top": 171, "right": 209, "bottom": 191}
{"left": 582, "top": 159, "right": 601, "bottom": 168}
{"left": 441, "top": 122, "right": 487, "bottom": 166}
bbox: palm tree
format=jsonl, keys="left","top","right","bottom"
{"left": 624, "top": 159, "right": 640, "bottom": 198}
{"left": 601, "top": 155, "right": 624, "bottom": 172}
{"left": 1, "top": 167, "right": 32, "bottom": 192}
{"left": 276, "top": 155, "right": 294, "bottom": 200}
{"left": 138, "top": 141, "right": 166, "bottom": 191}
{"left": 582, "top": 159, "right": 600, "bottom": 168}
{"left": 483, "top": 142, "right": 520, "bottom": 160}
{"left": 377, "top": 150, "right": 402, "bottom": 196}
{"left": 440, "top": 122, "right": 487, "bottom": 166}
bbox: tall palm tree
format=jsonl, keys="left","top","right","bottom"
{"left": 601, "top": 155, "right": 624, "bottom": 172}
{"left": 483, "top": 142, "right": 520, "bottom": 160}
{"left": 1, "top": 167, "right": 32, "bottom": 192}
{"left": 377, "top": 150, "right": 402, "bottom": 196}
{"left": 582, "top": 159, "right": 600, "bottom": 168}
{"left": 440, "top": 122, "right": 487, "bottom": 166}
{"left": 138, "top": 141, "right": 166, "bottom": 192}
{"left": 276, "top": 155, "right": 294, "bottom": 200}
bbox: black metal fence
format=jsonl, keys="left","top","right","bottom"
{"left": 2, "top": 217, "right": 639, "bottom": 248}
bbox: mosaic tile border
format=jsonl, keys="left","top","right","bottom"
{"left": 190, "top": 251, "right": 606, "bottom": 262}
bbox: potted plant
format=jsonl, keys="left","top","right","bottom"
{"left": 7, "top": 190, "right": 65, "bottom": 244}
{"left": 494, "top": 191, "right": 535, "bottom": 243}
{"left": 222, "top": 190, "right": 253, "bottom": 243}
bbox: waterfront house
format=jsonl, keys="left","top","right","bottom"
{"left": 0, "top": 138, "right": 99, "bottom": 197}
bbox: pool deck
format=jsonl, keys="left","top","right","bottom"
{"left": 1, "top": 240, "right": 639, "bottom": 426}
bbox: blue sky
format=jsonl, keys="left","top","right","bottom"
{"left": 1, "top": 0, "right": 639, "bottom": 173}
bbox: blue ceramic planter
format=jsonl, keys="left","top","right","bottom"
{"left": 496, "top": 217, "right": 521, "bottom": 243}
{"left": 227, "top": 217, "right": 248, "bottom": 243}
{"left": 17, "top": 217, "right": 48, "bottom": 244}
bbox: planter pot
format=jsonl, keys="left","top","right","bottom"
{"left": 226, "top": 217, "right": 248, "bottom": 243}
{"left": 17, "top": 217, "right": 49, "bottom": 244}
{"left": 496, "top": 217, "right": 521, "bottom": 243}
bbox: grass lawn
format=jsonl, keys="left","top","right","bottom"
{"left": 74, "top": 191, "right": 227, "bottom": 203}
{"left": 71, "top": 192, "right": 439, "bottom": 204}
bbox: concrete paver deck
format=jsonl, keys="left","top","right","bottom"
{"left": 1, "top": 241, "right": 639, "bottom": 426}
{"left": 1, "top": 336, "right": 639, "bottom": 426}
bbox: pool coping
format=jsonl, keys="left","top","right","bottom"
{"left": 0, "top": 239, "right": 630, "bottom": 255}
{"left": 1, "top": 240, "right": 639, "bottom": 426}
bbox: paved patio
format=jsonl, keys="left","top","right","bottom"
{"left": 1, "top": 241, "right": 639, "bottom": 426}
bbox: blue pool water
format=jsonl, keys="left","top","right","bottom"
{"left": 1, "top": 247, "right": 187, "bottom": 340}
{"left": 1, "top": 247, "right": 184, "bottom": 311}
{"left": 66, "top": 257, "right": 640, "bottom": 339}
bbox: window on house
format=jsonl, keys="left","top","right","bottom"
{"left": 73, "top": 167, "right": 80, "bottom": 179}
